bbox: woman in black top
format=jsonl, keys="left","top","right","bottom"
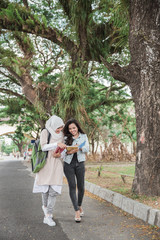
{"left": 63, "top": 119, "right": 89, "bottom": 222}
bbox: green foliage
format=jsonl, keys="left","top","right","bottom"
{"left": 0, "top": 27, "right": 68, "bottom": 120}
{"left": 15, "top": 8, "right": 24, "bottom": 24}
{"left": 97, "top": 164, "right": 104, "bottom": 177}
{"left": 57, "top": 66, "right": 88, "bottom": 120}
{"left": 0, "top": 0, "right": 133, "bottom": 146}
{"left": 38, "top": 73, "right": 61, "bottom": 85}
{"left": 14, "top": 125, "right": 24, "bottom": 141}
{"left": 108, "top": 0, "right": 129, "bottom": 49}
{"left": 42, "top": 15, "right": 48, "bottom": 28}
{"left": 82, "top": 66, "right": 135, "bottom": 145}
{"left": 0, "top": 47, "right": 17, "bottom": 67}
{"left": 0, "top": 3, "right": 29, "bottom": 25}
{"left": 1, "top": 140, "right": 17, "bottom": 155}
{"left": 6, "top": 99, "right": 22, "bottom": 115}
{"left": 26, "top": 17, "right": 35, "bottom": 26}
{"left": 0, "top": 95, "right": 40, "bottom": 138}
{"left": 12, "top": 32, "right": 35, "bottom": 54}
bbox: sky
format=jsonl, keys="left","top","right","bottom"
{"left": 0, "top": 124, "right": 16, "bottom": 144}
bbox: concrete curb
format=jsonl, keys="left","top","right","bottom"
{"left": 85, "top": 180, "right": 160, "bottom": 228}
{"left": 22, "top": 161, "right": 160, "bottom": 228}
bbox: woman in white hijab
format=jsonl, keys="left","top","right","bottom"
{"left": 33, "top": 115, "right": 66, "bottom": 227}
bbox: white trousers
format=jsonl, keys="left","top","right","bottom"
{"left": 42, "top": 186, "right": 58, "bottom": 215}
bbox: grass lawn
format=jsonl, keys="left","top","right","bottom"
{"left": 85, "top": 162, "right": 160, "bottom": 210}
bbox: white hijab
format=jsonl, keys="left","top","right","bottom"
{"left": 45, "top": 115, "right": 64, "bottom": 141}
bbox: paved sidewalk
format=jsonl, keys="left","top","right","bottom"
{"left": 0, "top": 160, "right": 69, "bottom": 240}
{"left": 23, "top": 160, "right": 160, "bottom": 240}
{"left": 85, "top": 181, "right": 160, "bottom": 228}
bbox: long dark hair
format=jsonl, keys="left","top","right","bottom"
{"left": 63, "top": 119, "right": 85, "bottom": 145}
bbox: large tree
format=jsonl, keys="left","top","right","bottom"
{"left": 0, "top": 0, "right": 160, "bottom": 196}
{"left": 0, "top": 30, "right": 66, "bottom": 126}
{"left": 129, "top": 1, "right": 160, "bottom": 196}
{"left": 101, "top": 1, "right": 160, "bottom": 196}
{"left": 0, "top": 0, "right": 123, "bottom": 120}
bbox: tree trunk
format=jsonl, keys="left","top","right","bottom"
{"left": 131, "top": 74, "right": 160, "bottom": 195}
{"left": 129, "top": 0, "right": 160, "bottom": 195}
{"left": 101, "top": 0, "right": 160, "bottom": 195}
{"left": 17, "top": 143, "right": 24, "bottom": 157}
{"left": 132, "top": 141, "right": 136, "bottom": 155}
{"left": 91, "top": 138, "right": 95, "bottom": 155}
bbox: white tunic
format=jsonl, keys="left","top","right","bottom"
{"left": 32, "top": 131, "right": 64, "bottom": 194}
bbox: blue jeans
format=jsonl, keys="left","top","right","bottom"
{"left": 64, "top": 154, "right": 85, "bottom": 211}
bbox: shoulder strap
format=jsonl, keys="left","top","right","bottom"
{"left": 46, "top": 130, "right": 51, "bottom": 158}
{"left": 47, "top": 131, "right": 51, "bottom": 144}
{"left": 41, "top": 128, "right": 51, "bottom": 144}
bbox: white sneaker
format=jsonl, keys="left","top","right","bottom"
{"left": 43, "top": 216, "right": 56, "bottom": 227}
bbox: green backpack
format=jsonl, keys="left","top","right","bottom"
{"left": 31, "top": 130, "right": 51, "bottom": 173}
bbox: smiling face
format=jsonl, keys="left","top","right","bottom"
{"left": 68, "top": 123, "right": 79, "bottom": 137}
{"left": 55, "top": 126, "right": 64, "bottom": 134}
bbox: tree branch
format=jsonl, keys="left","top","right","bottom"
{"left": 13, "top": 32, "right": 34, "bottom": 59}
{"left": 0, "top": 87, "right": 34, "bottom": 109}
{"left": 100, "top": 56, "right": 131, "bottom": 85}
{"left": 88, "top": 98, "right": 132, "bottom": 113}
{"left": 6, "top": 67, "right": 25, "bottom": 85}
{"left": 0, "top": 87, "right": 26, "bottom": 100}
{"left": 59, "top": 0, "right": 72, "bottom": 20}
{"left": 0, "top": 0, "right": 77, "bottom": 56}
{"left": 23, "top": 0, "right": 29, "bottom": 8}
{"left": 0, "top": 69, "right": 21, "bottom": 86}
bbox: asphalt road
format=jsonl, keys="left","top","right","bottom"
{"left": 0, "top": 160, "right": 69, "bottom": 240}
{"left": 0, "top": 159, "right": 160, "bottom": 240}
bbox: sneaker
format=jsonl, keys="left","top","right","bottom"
{"left": 43, "top": 216, "right": 56, "bottom": 227}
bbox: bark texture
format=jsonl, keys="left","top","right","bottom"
{"left": 102, "top": 0, "right": 160, "bottom": 195}
{"left": 129, "top": 0, "right": 160, "bottom": 195}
